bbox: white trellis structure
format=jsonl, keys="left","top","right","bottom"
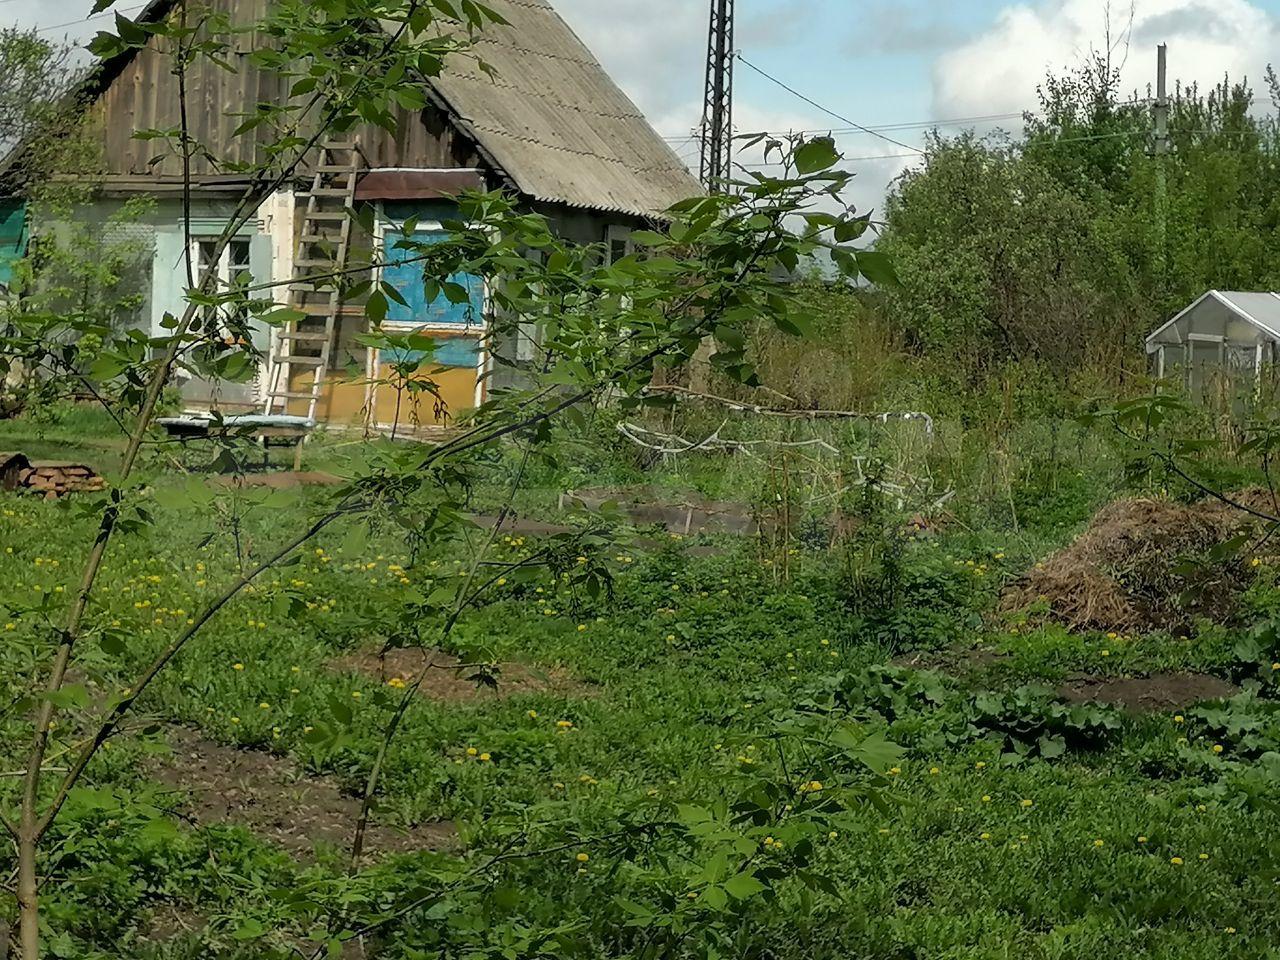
{"left": 1146, "top": 290, "right": 1280, "bottom": 393}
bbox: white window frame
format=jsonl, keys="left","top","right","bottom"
{"left": 190, "top": 235, "right": 253, "bottom": 332}
{"left": 606, "top": 224, "right": 633, "bottom": 266}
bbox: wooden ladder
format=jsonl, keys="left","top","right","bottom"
{"left": 263, "top": 141, "right": 363, "bottom": 421}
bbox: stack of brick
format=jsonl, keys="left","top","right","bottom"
{"left": 0, "top": 453, "right": 107, "bottom": 499}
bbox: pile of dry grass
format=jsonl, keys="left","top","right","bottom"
{"left": 1003, "top": 489, "right": 1280, "bottom": 633}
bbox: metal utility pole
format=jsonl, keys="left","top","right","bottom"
{"left": 1154, "top": 43, "right": 1169, "bottom": 298}
{"left": 699, "top": 0, "right": 735, "bottom": 191}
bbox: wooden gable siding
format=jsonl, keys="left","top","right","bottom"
{"left": 90, "top": 0, "right": 484, "bottom": 181}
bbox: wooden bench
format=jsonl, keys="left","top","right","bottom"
{"left": 155, "top": 415, "right": 316, "bottom": 471}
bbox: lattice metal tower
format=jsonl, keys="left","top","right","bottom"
{"left": 698, "top": 0, "right": 735, "bottom": 190}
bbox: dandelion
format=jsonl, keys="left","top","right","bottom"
{"left": 351, "top": 691, "right": 362, "bottom": 700}
{"left": 1137, "top": 836, "right": 1148, "bottom": 844}
{"left": 1212, "top": 744, "right": 1224, "bottom": 754}
{"left": 556, "top": 720, "right": 573, "bottom": 729}
{"left": 229, "top": 716, "right": 240, "bottom": 724}
{"left": 979, "top": 832, "right": 992, "bottom": 840}
{"left": 232, "top": 663, "right": 244, "bottom": 671}
{"left": 975, "top": 761, "right": 986, "bottom": 770}
{"left": 387, "top": 677, "right": 407, "bottom": 689}
{"left": 1020, "top": 799, "right": 1033, "bottom": 808}
{"left": 981, "top": 795, "right": 992, "bottom": 803}
{"left": 929, "top": 766, "right": 941, "bottom": 775}
{"left": 1170, "top": 856, "right": 1184, "bottom": 866}
{"left": 575, "top": 852, "right": 589, "bottom": 863}
{"left": 1093, "top": 839, "right": 1105, "bottom": 848}
{"left": 1226, "top": 927, "right": 1237, "bottom": 934}
{"left": 888, "top": 766, "right": 901, "bottom": 776}
{"left": 479, "top": 753, "right": 492, "bottom": 762}
{"left": 258, "top": 702, "right": 270, "bottom": 710}
{"left": 828, "top": 831, "right": 838, "bottom": 840}
{"left": 466, "top": 747, "right": 478, "bottom": 757}
{"left": 527, "top": 710, "right": 538, "bottom": 719}
{"left": 1174, "top": 715, "right": 1185, "bottom": 724}
{"left": 878, "top": 828, "right": 890, "bottom": 835}
{"left": 1198, "top": 853, "right": 1209, "bottom": 860}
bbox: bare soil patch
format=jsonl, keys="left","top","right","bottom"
{"left": 1058, "top": 672, "right": 1238, "bottom": 713}
{"left": 153, "top": 727, "right": 457, "bottom": 860}
{"left": 893, "top": 645, "right": 1007, "bottom": 678}
{"left": 1002, "top": 490, "right": 1279, "bottom": 633}
{"left": 564, "top": 486, "right": 759, "bottom": 535}
{"left": 333, "top": 646, "right": 587, "bottom": 703}
{"left": 223, "top": 470, "right": 345, "bottom": 489}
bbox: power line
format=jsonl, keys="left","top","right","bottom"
{"left": 34, "top": 4, "right": 149, "bottom": 36}
{"left": 736, "top": 52, "right": 924, "bottom": 155}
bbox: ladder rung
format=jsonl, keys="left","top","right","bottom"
{"left": 306, "top": 211, "right": 349, "bottom": 222}
{"left": 295, "top": 258, "right": 334, "bottom": 269}
{"left": 283, "top": 356, "right": 326, "bottom": 368}
{"left": 267, "top": 390, "right": 321, "bottom": 400}
{"left": 316, "top": 164, "right": 358, "bottom": 174}
{"left": 304, "top": 188, "right": 352, "bottom": 198}
{"left": 300, "top": 234, "right": 340, "bottom": 244}
{"left": 278, "top": 331, "right": 330, "bottom": 342}
{"left": 322, "top": 141, "right": 357, "bottom": 151}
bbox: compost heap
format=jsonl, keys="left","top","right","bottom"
{"left": 1003, "top": 489, "right": 1280, "bottom": 632}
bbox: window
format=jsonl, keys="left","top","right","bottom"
{"left": 380, "top": 228, "right": 485, "bottom": 329}
{"left": 192, "top": 237, "right": 252, "bottom": 329}
{"left": 606, "top": 224, "right": 633, "bottom": 266}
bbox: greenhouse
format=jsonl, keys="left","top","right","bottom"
{"left": 1146, "top": 290, "right": 1280, "bottom": 395}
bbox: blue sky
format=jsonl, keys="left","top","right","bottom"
{"left": 11, "top": 1, "right": 1280, "bottom": 215}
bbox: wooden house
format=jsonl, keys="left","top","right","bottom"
{"left": 6, "top": 0, "right": 698, "bottom": 429}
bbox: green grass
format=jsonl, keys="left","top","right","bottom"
{"left": 2, "top": 410, "right": 1280, "bottom": 959}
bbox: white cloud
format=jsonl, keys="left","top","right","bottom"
{"left": 933, "top": 0, "right": 1280, "bottom": 119}
{"left": 553, "top": 0, "right": 706, "bottom": 136}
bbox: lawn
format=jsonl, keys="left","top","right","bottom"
{"left": 2, "top": 409, "right": 1279, "bottom": 959}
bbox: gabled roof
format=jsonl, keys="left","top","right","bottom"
{"left": 425, "top": 0, "right": 700, "bottom": 217}
{"left": 24, "top": 0, "right": 699, "bottom": 218}
{"left": 1146, "top": 290, "right": 1280, "bottom": 350}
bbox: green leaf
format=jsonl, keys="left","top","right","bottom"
{"left": 700, "top": 885, "right": 728, "bottom": 910}
{"left": 848, "top": 730, "right": 906, "bottom": 774}
{"left": 854, "top": 250, "right": 899, "bottom": 287}
{"left": 1038, "top": 734, "right": 1067, "bottom": 759}
{"left": 231, "top": 918, "right": 267, "bottom": 940}
{"left": 722, "top": 873, "right": 766, "bottom": 900}
{"left": 42, "top": 685, "right": 91, "bottom": 711}
{"left": 794, "top": 137, "right": 839, "bottom": 174}
{"left": 677, "top": 804, "right": 713, "bottom": 826}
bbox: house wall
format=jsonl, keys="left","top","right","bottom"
{"left": 488, "top": 202, "right": 643, "bottom": 391}
{"left": 86, "top": 0, "right": 486, "bottom": 183}
{"left": 37, "top": 195, "right": 275, "bottom": 411}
